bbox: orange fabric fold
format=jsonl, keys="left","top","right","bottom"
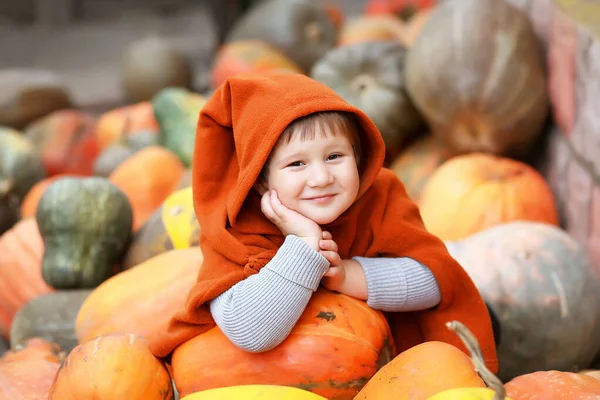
{"left": 147, "top": 71, "right": 498, "bottom": 373}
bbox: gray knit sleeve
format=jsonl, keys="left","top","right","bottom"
{"left": 353, "top": 256, "right": 441, "bottom": 312}
{"left": 209, "top": 235, "right": 329, "bottom": 353}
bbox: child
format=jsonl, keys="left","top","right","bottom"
{"left": 148, "top": 71, "right": 498, "bottom": 373}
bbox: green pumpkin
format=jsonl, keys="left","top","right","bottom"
{"left": 35, "top": 177, "right": 133, "bottom": 289}
{"left": 152, "top": 87, "right": 207, "bottom": 167}
{"left": 0, "top": 127, "right": 46, "bottom": 234}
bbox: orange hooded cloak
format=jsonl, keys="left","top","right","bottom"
{"left": 147, "top": 72, "right": 498, "bottom": 372}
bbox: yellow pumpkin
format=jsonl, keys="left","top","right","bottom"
{"left": 180, "top": 385, "right": 327, "bottom": 400}
{"left": 427, "top": 387, "right": 513, "bottom": 400}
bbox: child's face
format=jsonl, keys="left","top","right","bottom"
{"left": 262, "top": 128, "right": 360, "bottom": 225}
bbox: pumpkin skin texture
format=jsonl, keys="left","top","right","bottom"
{"left": 109, "top": 145, "right": 186, "bottom": 231}
{"left": 20, "top": 174, "right": 83, "bottom": 219}
{"left": 152, "top": 88, "right": 207, "bottom": 167}
{"left": 427, "top": 387, "right": 512, "bottom": 400}
{"left": 24, "top": 109, "right": 99, "bottom": 176}
{"left": 94, "top": 101, "right": 160, "bottom": 151}
{"left": 337, "top": 15, "right": 405, "bottom": 47}
{"left": 445, "top": 222, "right": 600, "bottom": 381}
{"left": 181, "top": 385, "right": 328, "bottom": 400}
{"left": 48, "top": 334, "right": 174, "bottom": 400}
{"left": 226, "top": 0, "right": 337, "bottom": 71}
{"left": 354, "top": 341, "right": 485, "bottom": 399}
{"left": 122, "top": 186, "right": 200, "bottom": 269}
{"left": 211, "top": 40, "right": 304, "bottom": 89}
{"left": 389, "top": 134, "right": 452, "bottom": 202}
{"left": 419, "top": 153, "right": 558, "bottom": 241}
{"left": 171, "top": 289, "right": 395, "bottom": 400}
{"left": 75, "top": 247, "right": 202, "bottom": 345}
{"left": 505, "top": 370, "right": 600, "bottom": 400}
{"left": 93, "top": 130, "right": 159, "bottom": 177}
{"left": 0, "top": 358, "right": 61, "bottom": 400}
{"left": 311, "top": 41, "right": 423, "bottom": 153}
{"left": 0, "top": 218, "right": 50, "bottom": 340}
{"left": 0, "top": 128, "right": 46, "bottom": 234}
{"left": 35, "top": 177, "right": 133, "bottom": 289}
{"left": 405, "top": 0, "right": 548, "bottom": 156}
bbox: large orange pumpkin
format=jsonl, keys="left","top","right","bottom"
{"left": 419, "top": 153, "right": 559, "bottom": 241}
{"left": 389, "top": 135, "right": 452, "bottom": 202}
{"left": 94, "top": 101, "right": 160, "bottom": 151}
{"left": 0, "top": 218, "right": 50, "bottom": 339}
{"left": 109, "top": 145, "right": 186, "bottom": 231}
{"left": 171, "top": 289, "right": 394, "bottom": 399}
{"left": 75, "top": 247, "right": 203, "bottom": 344}
{"left": 48, "top": 334, "right": 174, "bottom": 399}
{"left": 505, "top": 370, "right": 600, "bottom": 399}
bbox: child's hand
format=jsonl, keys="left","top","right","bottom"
{"left": 261, "top": 189, "right": 322, "bottom": 250}
{"left": 319, "top": 231, "right": 346, "bottom": 292}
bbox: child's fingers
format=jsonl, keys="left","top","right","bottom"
{"left": 322, "top": 231, "right": 332, "bottom": 240}
{"left": 319, "top": 239, "right": 338, "bottom": 253}
{"left": 323, "top": 266, "right": 340, "bottom": 277}
{"left": 269, "top": 190, "right": 288, "bottom": 220}
{"left": 319, "top": 250, "right": 341, "bottom": 267}
{"left": 260, "top": 191, "right": 278, "bottom": 222}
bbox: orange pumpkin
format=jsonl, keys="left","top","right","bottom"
{"left": 0, "top": 218, "right": 50, "bottom": 339}
{"left": 337, "top": 14, "right": 405, "bottom": 47}
{"left": 76, "top": 247, "right": 202, "bottom": 344}
{"left": 23, "top": 109, "right": 99, "bottom": 176}
{"left": 389, "top": 135, "right": 452, "bottom": 202}
{"left": 109, "top": 145, "right": 186, "bottom": 231}
{"left": 418, "top": 153, "right": 559, "bottom": 241}
{"left": 48, "top": 334, "right": 174, "bottom": 399}
{"left": 355, "top": 340, "right": 485, "bottom": 399}
{"left": 94, "top": 101, "right": 160, "bottom": 151}
{"left": 211, "top": 40, "right": 304, "bottom": 89}
{"left": 0, "top": 357, "right": 60, "bottom": 400}
{"left": 505, "top": 370, "right": 600, "bottom": 399}
{"left": 1, "top": 337, "right": 63, "bottom": 364}
{"left": 171, "top": 289, "right": 394, "bottom": 399}
{"left": 20, "top": 174, "right": 83, "bottom": 219}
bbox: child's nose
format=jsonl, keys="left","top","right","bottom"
{"left": 308, "top": 164, "right": 334, "bottom": 187}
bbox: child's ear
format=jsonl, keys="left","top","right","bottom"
{"left": 253, "top": 179, "right": 269, "bottom": 195}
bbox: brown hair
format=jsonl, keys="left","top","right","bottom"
{"left": 259, "top": 111, "right": 363, "bottom": 183}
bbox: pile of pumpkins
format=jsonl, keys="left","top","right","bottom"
{"left": 1, "top": 0, "right": 600, "bottom": 398}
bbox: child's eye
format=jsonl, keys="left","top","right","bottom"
{"left": 327, "top": 153, "right": 343, "bottom": 161}
{"left": 287, "top": 161, "right": 304, "bottom": 167}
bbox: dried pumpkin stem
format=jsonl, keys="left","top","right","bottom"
{"left": 446, "top": 321, "right": 505, "bottom": 400}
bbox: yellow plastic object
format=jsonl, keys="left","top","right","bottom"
{"left": 427, "top": 387, "right": 513, "bottom": 400}
{"left": 161, "top": 186, "right": 198, "bottom": 249}
{"left": 180, "top": 385, "right": 328, "bottom": 400}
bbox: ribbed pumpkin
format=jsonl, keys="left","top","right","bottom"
{"left": 0, "top": 218, "right": 49, "bottom": 339}
{"left": 505, "top": 370, "right": 600, "bottom": 399}
{"left": 405, "top": 0, "right": 548, "bottom": 156}
{"left": 24, "top": 109, "right": 99, "bottom": 176}
{"left": 311, "top": 40, "right": 422, "bottom": 153}
{"left": 419, "top": 153, "right": 558, "bottom": 241}
{"left": 122, "top": 187, "right": 200, "bottom": 269}
{"left": 446, "top": 222, "right": 600, "bottom": 381}
{"left": 226, "top": 0, "right": 338, "bottom": 71}
{"left": 389, "top": 135, "right": 452, "bottom": 202}
{"left": 94, "top": 101, "right": 160, "bottom": 151}
{"left": 211, "top": 40, "right": 303, "bottom": 89}
{"left": 48, "top": 334, "right": 174, "bottom": 399}
{"left": 109, "top": 145, "right": 186, "bottom": 231}
{"left": 76, "top": 247, "right": 202, "bottom": 344}
{"left": 171, "top": 289, "right": 394, "bottom": 399}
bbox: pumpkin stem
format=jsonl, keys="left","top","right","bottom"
{"left": 446, "top": 321, "right": 506, "bottom": 400}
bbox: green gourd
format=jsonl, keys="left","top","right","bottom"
{"left": 35, "top": 177, "right": 133, "bottom": 289}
